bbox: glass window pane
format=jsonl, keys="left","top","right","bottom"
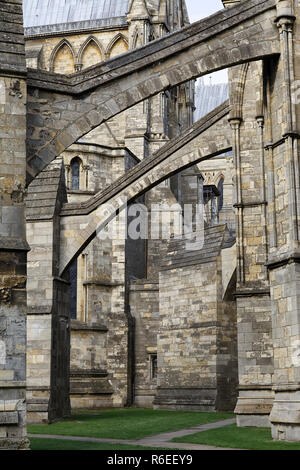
{"left": 71, "top": 158, "right": 80, "bottom": 190}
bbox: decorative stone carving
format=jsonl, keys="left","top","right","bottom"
{"left": 0, "top": 289, "right": 11, "bottom": 304}
{"left": 9, "top": 80, "right": 23, "bottom": 99}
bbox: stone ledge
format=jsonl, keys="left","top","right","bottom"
{"left": 130, "top": 282, "right": 159, "bottom": 292}
{"left": 239, "top": 384, "right": 273, "bottom": 390}
{"left": 0, "top": 381, "right": 26, "bottom": 389}
{"left": 0, "top": 237, "right": 30, "bottom": 252}
{"left": 266, "top": 251, "right": 300, "bottom": 270}
{"left": 272, "top": 384, "right": 300, "bottom": 392}
{"left": 234, "top": 288, "right": 270, "bottom": 297}
{"left": 71, "top": 321, "right": 108, "bottom": 332}
{"left": 0, "top": 411, "right": 18, "bottom": 424}
{"left": 26, "top": 386, "right": 50, "bottom": 391}
{"left": 83, "top": 280, "right": 124, "bottom": 287}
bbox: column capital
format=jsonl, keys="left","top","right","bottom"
{"left": 228, "top": 117, "right": 242, "bottom": 130}
{"left": 256, "top": 116, "right": 265, "bottom": 128}
{"left": 275, "top": 0, "right": 295, "bottom": 31}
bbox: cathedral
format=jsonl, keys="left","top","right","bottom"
{"left": 1, "top": 0, "right": 300, "bottom": 449}
{"left": 23, "top": 0, "right": 235, "bottom": 421}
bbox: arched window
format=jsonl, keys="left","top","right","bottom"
{"left": 71, "top": 157, "right": 81, "bottom": 190}
{"left": 69, "top": 258, "right": 77, "bottom": 320}
{"left": 217, "top": 177, "right": 224, "bottom": 212}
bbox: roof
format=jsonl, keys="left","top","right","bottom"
{"left": 161, "top": 224, "right": 235, "bottom": 271}
{"left": 194, "top": 79, "right": 229, "bottom": 122}
{"left": 23, "top": 0, "right": 129, "bottom": 36}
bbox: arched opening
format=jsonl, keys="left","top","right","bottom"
{"left": 68, "top": 254, "right": 87, "bottom": 322}
{"left": 52, "top": 41, "right": 75, "bottom": 74}
{"left": 132, "top": 30, "right": 142, "bottom": 49}
{"left": 70, "top": 157, "right": 82, "bottom": 190}
{"left": 217, "top": 176, "right": 224, "bottom": 213}
{"left": 69, "top": 258, "right": 77, "bottom": 320}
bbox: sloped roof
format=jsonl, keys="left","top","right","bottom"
{"left": 194, "top": 79, "right": 229, "bottom": 122}
{"left": 23, "top": 0, "right": 129, "bottom": 36}
{"left": 161, "top": 224, "right": 235, "bottom": 270}
{"left": 26, "top": 157, "right": 67, "bottom": 221}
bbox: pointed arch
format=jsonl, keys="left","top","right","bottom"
{"left": 131, "top": 28, "right": 142, "bottom": 49}
{"left": 50, "top": 39, "right": 76, "bottom": 74}
{"left": 70, "top": 156, "right": 82, "bottom": 190}
{"left": 229, "top": 63, "right": 250, "bottom": 120}
{"left": 106, "top": 33, "right": 128, "bottom": 59}
{"left": 78, "top": 36, "right": 104, "bottom": 70}
{"left": 217, "top": 174, "right": 225, "bottom": 212}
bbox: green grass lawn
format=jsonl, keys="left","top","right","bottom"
{"left": 173, "top": 424, "right": 300, "bottom": 450}
{"left": 29, "top": 437, "right": 165, "bottom": 451}
{"left": 28, "top": 408, "right": 234, "bottom": 440}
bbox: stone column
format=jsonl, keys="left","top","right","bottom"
{"left": 26, "top": 158, "right": 71, "bottom": 423}
{"left": 224, "top": 0, "right": 276, "bottom": 423}
{"left": 229, "top": 63, "right": 274, "bottom": 427}
{"left": 0, "top": 0, "right": 30, "bottom": 450}
{"left": 125, "top": 4, "right": 151, "bottom": 160}
{"left": 267, "top": 1, "right": 300, "bottom": 441}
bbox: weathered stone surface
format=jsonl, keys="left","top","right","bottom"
{"left": 0, "top": 411, "right": 18, "bottom": 424}
{"left": 59, "top": 103, "right": 231, "bottom": 275}
{"left": 2, "top": 0, "right": 300, "bottom": 447}
{"left": 154, "top": 225, "right": 238, "bottom": 411}
{"left": 26, "top": 158, "right": 70, "bottom": 423}
{"left": 25, "top": 0, "right": 279, "bottom": 182}
{"left": 0, "top": 0, "right": 29, "bottom": 449}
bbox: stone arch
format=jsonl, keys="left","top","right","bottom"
{"left": 132, "top": 28, "right": 142, "bottom": 49}
{"left": 78, "top": 36, "right": 104, "bottom": 70}
{"left": 26, "top": 0, "right": 279, "bottom": 182}
{"left": 215, "top": 172, "right": 225, "bottom": 185}
{"left": 106, "top": 33, "right": 128, "bottom": 59}
{"left": 59, "top": 102, "right": 232, "bottom": 276}
{"left": 50, "top": 39, "right": 76, "bottom": 74}
{"left": 229, "top": 63, "right": 250, "bottom": 120}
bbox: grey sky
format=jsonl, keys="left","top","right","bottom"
{"left": 185, "top": 0, "right": 227, "bottom": 84}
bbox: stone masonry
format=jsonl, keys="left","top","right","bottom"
{"left": 0, "top": 0, "right": 29, "bottom": 449}
{"left": 2, "top": 0, "right": 300, "bottom": 448}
